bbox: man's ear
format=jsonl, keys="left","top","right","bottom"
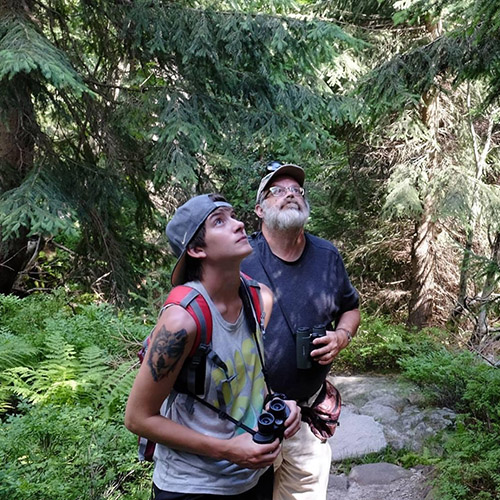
{"left": 255, "top": 204, "right": 264, "bottom": 218}
{"left": 187, "top": 246, "right": 206, "bottom": 259}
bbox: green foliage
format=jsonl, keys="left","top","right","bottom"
{"left": 399, "top": 347, "right": 500, "bottom": 417}
{"left": 0, "top": 290, "right": 151, "bottom": 499}
{"left": 434, "top": 420, "right": 500, "bottom": 500}
{"left": 333, "top": 314, "right": 437, "bottom": 373}
{"left": 0, "top": 329, "right": 38, "bottom": 412}
{"left": 0, "top": 168, "right": 79, "bottom": 240}
{"left": 0, "top": 404, "right": 151, "bottom": 500}
{"left": 0, "top": 325, "right": 38, "bottom": 372}
{"left": 0, "top": 0, "right": 369, "bottom": 300}
{"left": 383, "top": 160, "right": 425, "bottom": 218}
{"left": 0, "top": 291, "right": 148, "bottom": 413}
{"left": 398, "top": 344, "right": 500, "bottom": 499}
{"left": 0, "top": 290, "right": 149, "bottom": 355}
{"left": 332, "top": 444, "right": 440, "bottom": 476}
{"left": 0, "top": 15, "right": 90, "bottom": 94}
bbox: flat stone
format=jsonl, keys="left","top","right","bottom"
{"left": 329, "top": 407, "right": 387, "bottom": 461}
{"left": 349, "top": 463, "right": 413, "bottom": 486}
{"left": 327, "top": 473, "right": 349, "bottom": 492}
{"left": 329, "top": 374, "right": 456, "bottom": 454}
{"left": 360, "top": 401, "right": 400, "bottom": 422}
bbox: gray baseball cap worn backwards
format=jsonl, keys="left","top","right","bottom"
{"left": 166, "top": 194, "right": 232, "bottom": 286}
{"left": 256, "top": 163, "right": 305, "bottom": 203}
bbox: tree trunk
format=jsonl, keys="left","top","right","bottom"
{"left": 407, "top": 91, "right": 439, "bottom": 329}
{"left": 407, "top": 18, "right": 442, "bottom": 329}
{"left": 473, "top": 231, "right": 500, "bottom": 345}
{"left": 407, "top": 192, "right": 437, "bottom": 328}
{"left": 0, "top": 72, "right": 36, "bottom": 294}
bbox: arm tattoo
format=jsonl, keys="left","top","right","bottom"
{"left": 148, "top": 326, "right": 188, "bottom": 382}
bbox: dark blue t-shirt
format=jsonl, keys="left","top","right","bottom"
{"left": 241, "top": 232, "right": 359, "bottom": 401}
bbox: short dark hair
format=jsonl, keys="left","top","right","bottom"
{"left": 184, "top": 193, "right": 228, "bottom": 283}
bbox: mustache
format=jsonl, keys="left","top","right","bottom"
{"left": 281, "top": 201, "right": 301, "bottom": 210}
{"left": 261, "top": 200, "right": 310, "bottom": 230}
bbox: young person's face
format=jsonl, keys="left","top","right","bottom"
{"left": 201, "top": 207, "right": 252, "bottom": 261}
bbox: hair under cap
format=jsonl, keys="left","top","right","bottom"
{"left": 166, "top": 194, "right": 231, "bottom": 286}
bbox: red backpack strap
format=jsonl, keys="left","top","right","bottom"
{"left": 163, "top": 286, "right": 212, "bottom": 356}
{"left": 137, "top": 286, "right": 212, "bottom": 363}
{"left": 136, "top": 285, "right": 214, "bottom": 462}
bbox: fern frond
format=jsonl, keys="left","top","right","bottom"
{"left": 2, "top": 365, "right": 38, "bottom": 401}
{"left": 99, "top": 360, "right": 138, "bottom": 417}
{"left": 2, "top": 334, "right": 80, "bottom": 405}
{"left": 76, "top": 345, "right": 113, "bottom": 404}
{"left": 0, "top": 329, "right": 38, "bottom": 371}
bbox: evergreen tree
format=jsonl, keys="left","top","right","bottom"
{"left": 330, "top": 0, "right": 500, "bottom": 328}
{"left": 0, "top": 0, "right": 362, "bottom": 300}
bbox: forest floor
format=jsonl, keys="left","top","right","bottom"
{"left": 324, "top": 374, "right": 452, "bottom": 500}
{"left": 327, "top": 462, "right": 435, "bottom": 499}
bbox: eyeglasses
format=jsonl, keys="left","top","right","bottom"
{"left": 266, "top": 185, "right": 305, "bottom": 198}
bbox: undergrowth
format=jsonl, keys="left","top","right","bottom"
{"left": 0, "top": 290, "right": 152, "bottom": 500}
{"left": 335, "top": 314, "right": 500, "bottom": 500}
{"left": 1, "top": 294, "right": 498, "bottom": 499}
{"left": 333, "top": 313, "right": 441, "bottom": 374}
{"left": 398, "top": 348, "right": 500, "bottom": 499}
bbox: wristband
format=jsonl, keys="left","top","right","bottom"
{"left": 336, "top": 327, "right": 353, "bottom": 344}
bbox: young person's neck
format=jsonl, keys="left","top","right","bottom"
{"left": 261, "top": 224, "right": 306, "bottom": 262}
{"left": 200, "top": 264, "right": 243, "bottom": 323}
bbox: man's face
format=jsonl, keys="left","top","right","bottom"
{"left": 258, "top": 175, "right": 310, "bottom": 231}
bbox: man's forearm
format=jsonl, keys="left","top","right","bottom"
{"left": 335, "top": 308, "right": 361, "bottom": 346}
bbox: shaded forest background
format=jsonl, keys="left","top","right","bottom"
{"left": 2, "top": 0, "right": 499, "bottom": 347}
{"left": 0, "top": 1, "right": 499, "bottom": 499}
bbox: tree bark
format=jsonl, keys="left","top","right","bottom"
{"left": 407, "top": 188, "right": 437, "bottom": 328}
{"left": 473, "top": 231, "right": 500, "bottom": 345}
{"left": 407, "top": 19, "right": 442, "bottom": 329}
{"left": 0, "top": 71, "right": 36, "bottom": 294}
{"left": 407, "top": 88, "right": 439, "bottom": 329}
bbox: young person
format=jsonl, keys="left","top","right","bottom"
{"left": 241, "top": 164, "right": 361, "bottom": 500}
{"left": 125, "top": 193, "right": 301, "bottom": 499}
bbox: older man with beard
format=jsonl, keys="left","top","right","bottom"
{"left": 241, "top": 163, "right": 360, "bottom": 500}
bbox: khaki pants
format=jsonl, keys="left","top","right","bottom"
{"left": 273, "top": 421, "right": 332, "bottom": 500}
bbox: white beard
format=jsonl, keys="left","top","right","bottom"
{"left": 261, "top": 198, "right": 310, "bottom": 231}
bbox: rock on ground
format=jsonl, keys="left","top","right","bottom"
{"left": 324, "top": 374, "right": 451, "bottom": 500}
{"left": 328, "top": 463, "right": 435, "bottom": 500}
{"left": 328, "top": 374, "right": 455, "bottom": 461}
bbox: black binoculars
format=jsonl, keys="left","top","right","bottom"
{"left": 295, "top": 325, "right": 327, "bottom": 370}
{"left": 253, "top": 394, "right": 290, "bottom": 444}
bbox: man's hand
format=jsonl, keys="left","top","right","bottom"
{"left": 310, "top": 329, "right": 348, "bottom": 365}
{"left": 310, "top": 309, "right": 360, "bottom": 365}
{"left": 223, "top": 432, "right": 280, "bottom": 469}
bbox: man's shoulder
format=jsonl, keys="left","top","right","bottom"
{"left": 306, "top": 233, "right": 340, "bottom": 255}
{"left": 241, "top": 234, "right": 262, "bottom": 272}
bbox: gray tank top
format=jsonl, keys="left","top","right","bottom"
{"left": 152, "top": 281, "right": 268, "bottom": 495}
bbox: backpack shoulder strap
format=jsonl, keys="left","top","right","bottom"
{"left": 239, "top": 272, "right": 265, "bottom": 333}
{"left": 137, "top": 285, "right": 212, "bottom": 364}
{"left": 239, "top": 273, "right": 272, "bottom": 394}
{"left": 162, "top": 285, "right": 212, "bottom": 357}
